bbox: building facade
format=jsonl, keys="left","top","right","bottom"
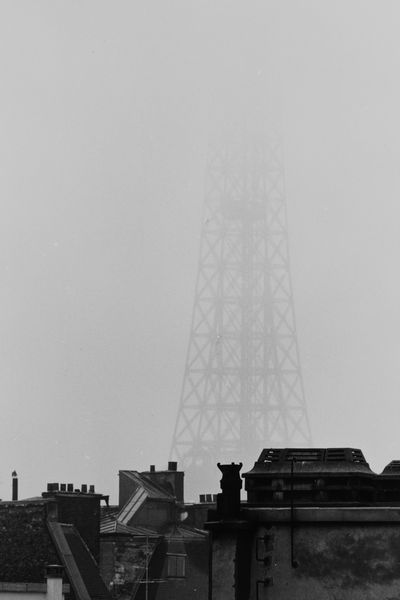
{"left": 0, "top": 482, "right": 110, "bottom": 600}
{"left": 206, "top": 448, "right": 400, "bottom": 600}
{"left": 100, "top": 463, "right": 209, "bottom": 600}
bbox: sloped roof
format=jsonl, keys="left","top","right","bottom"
{"left": 48, "top": 522, "right": 110, "bottom": 600}
{"left": 163, "top": 523, "right": 208, "bottom": 541}
{"left": 119, "top": 471, "right": 174, "bottom": 500}
{"left": 117, "top": 471, "right": 174, "bottom": 525}
{"left": 101, "top": 511, "right": 158, "bottom": 537}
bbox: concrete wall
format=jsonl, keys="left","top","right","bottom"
{"left": 0, "top": 592, "right": 46, "bottom": 600}
{"left": 0, "top": 581, "right": 67, "bottom": 600}
{"left": 251, "top": 523, "right": 400, "bottom": 600}
{"left": 210, "top": 531, "right": 237, "bottom": 600}
{"left": 209, "top": 507, "right": 400, "bottom": 600}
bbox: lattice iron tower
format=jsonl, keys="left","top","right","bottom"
{"left": 171, "top": 127, "right": 312, "bottom": 497}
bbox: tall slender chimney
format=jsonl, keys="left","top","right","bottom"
{"left": 12, "top": 471, "right": 18, "bottom": 501}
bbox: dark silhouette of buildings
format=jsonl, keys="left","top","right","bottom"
{"left": 0, "top": 482, "right": 110, "bottom": 600}
{"left": 100, "top": 463, "right": 209, "bottom": 600}
{"left": 206, "top": 447, "right": 400, "bottom": 600}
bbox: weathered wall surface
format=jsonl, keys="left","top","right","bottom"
{"left": 210, "top": 531, "right": 237, "bottom": 600}
{"left": 143, "top": 540, "right": 208, "bottom": 600}
{"left": 100, "top": 537, "right": 208, "bottom": 600}
{"left": 250, "top": 523, "right": 400, "bottom": 600}
{"left": 0, "top": 592, "right": 46, "bottom": 600}
{"left": 0, "top": 503, "right": 58, "bottom": 582}
{"left": 99, "top": 536, "right": 154, "bottom": 597}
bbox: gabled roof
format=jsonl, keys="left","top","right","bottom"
{"left": 48, "top": 522, "right": 110, "bottom": 600}
{"left": 118, "top": 471, "right": 174, "bottom": 525}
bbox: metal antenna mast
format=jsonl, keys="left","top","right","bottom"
{"left": 171, "top": 126, "right": 312, "bottom": 498}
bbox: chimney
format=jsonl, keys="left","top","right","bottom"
{"left": 216, "top": 462, "right": 243, "bottom": 518}
{"left": 168, "top": 461, "right": 177, "bottom": 471}
{"left": 12, "top": 471, "right": 18, "bottom": 501}
{"left": 46, "top": 565, "right": 64, "bottom": 600}
{"left": 150, "top": 465, "right": 155, "bottom": 472}
{"left": 47, "top": 483, "right": 60, "bottom": 493}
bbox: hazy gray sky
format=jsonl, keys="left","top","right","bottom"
{"left": 2, "top": 1, "right": 400, "bottom": 502}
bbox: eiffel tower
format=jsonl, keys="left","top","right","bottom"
{"left": 171, "top": 125, "right": 312, "bottom": 498}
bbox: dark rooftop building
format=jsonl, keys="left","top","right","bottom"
{"left": 206, "top": 448, "right": 400, "bottom": 600}
{"left": 100, "top": 464, "right": 208, "bottom": 600}
{"left": 0, "top": 480, "right": 110, "bottom": 600}
{"left": 243, "top": 447, "right": 383, "bottom": 505}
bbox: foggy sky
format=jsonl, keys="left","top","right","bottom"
{"left": 1, "top": 1, "right": 400, "bottom": 502}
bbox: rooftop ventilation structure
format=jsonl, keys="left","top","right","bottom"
{"left": 244, "top": 448, "right": 378, "bottom": 506}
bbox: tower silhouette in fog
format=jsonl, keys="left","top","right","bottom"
{"left": 171, "top": 125, "right": 312, "bottom": 498}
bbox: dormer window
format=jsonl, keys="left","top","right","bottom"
{"left": 167, "top": 553, "right": 186, "bottom": 578}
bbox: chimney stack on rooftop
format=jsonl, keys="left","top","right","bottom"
{"left": 168, "top": 461, "right": 177, "bottom": 471}
{"left": 12, "top": 471, "right": 18, "bottom": 501}
{"left": 45, "top": 482, "right": 96, "bottom": 495}
{"left": 46, "top": 565, "right": 64, "bottom": 600}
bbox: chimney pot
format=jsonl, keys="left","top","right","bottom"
{"left": 60, "top": 484, "right": 66, "bottom": 492}
{"left": 150, "top": 465, "right": 155, "bottom": 472}
{"left": 67, "top": 484, "right": 74, "bottom": 492}
{"left": 89, "top": 485, "right": 95, "bottom": 493}
{"left": 46, "top": 565, "right": 64, "bottom": 578}
{"left": 81, "top": 484, "right": 87, "bottom": 493}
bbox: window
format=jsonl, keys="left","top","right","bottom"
{"left": 167, "top": 553, "right": 186, "bottom": 578}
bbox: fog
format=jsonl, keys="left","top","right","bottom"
{"left": 1, "top": 1, "right": 400, "bottom": 502}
